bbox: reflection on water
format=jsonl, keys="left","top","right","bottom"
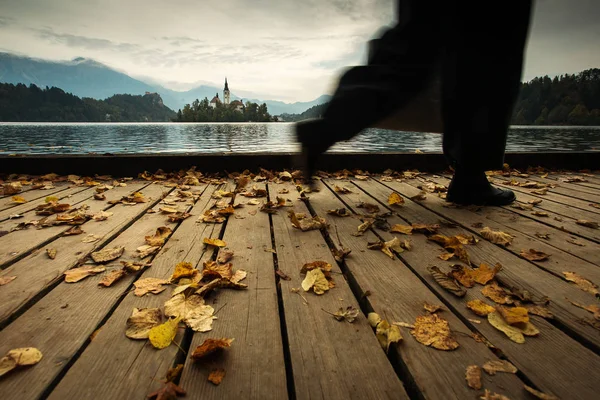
{"left": 0, "top": 123, "right": 598, "bottom": 154}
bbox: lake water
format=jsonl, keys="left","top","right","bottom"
{"left": 0, "top": 123, "right": 599, "bottom": 155}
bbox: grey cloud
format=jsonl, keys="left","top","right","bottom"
{"left": 34, "top": 28, "right": 140, "bottom": 53}
{"left": 0, "top": 16, "right": 16, "bottom": 27}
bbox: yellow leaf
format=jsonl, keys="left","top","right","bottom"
{"left": 466, "top": 300, "right": 496, "bottom": 316}
{"left": 567, "top": 300, "right": 600, "bottom": 320}
{"left": 423, "top": 302, "right": 443, "bottom": 313}
{"left": 497, "top": 306, "right": 529, "bottom": 325}
{"left": 98, "top": 269, "right": 127, "bottom": 287}
{"left": 64, "top": 266, "right": 106, "bottom": 283}
{"left": 390, "top": 224, "right": 413, "bottom": 235}
{"left": 133, "top": 277, "right": 169, "bottom": 296}
{"left": 466, "top": 365, "right": 482, "bottom": 390}
{"left": 203, "top": 237, "right": 226, "bottom": 247}
{"left": 388, "top": 192, "right": 404, "bottom": 206}
{"left": 449, "top": 265, "right": 475, "bottom": 288}
{"left": 208, "top": 368, "right": 226, "bottom": 385}
{"left": 164, "top": 294, "right": 215, "bottom": 332}
{"left": 11, "top": 196, "right": 27, "bottom": 204}
{"left": 301, "top": 268, "right": 330, "bottom": 295}
{"left": 170, "top": 261, "right": 196, "bottom": 282}
{"left": 471, "top": 263, "right": 503, "bottom": 285}
{"left": 159, "top": 206, "right": 179, "bottom": 214}
{"left": 438, "top": 252, "right": 455, "bottom": 261}
{"left": 482, "top": 360, "right": 517, "bottom": 375}
{"left": 481, "top": 282, "right": 514, "bottom": 304}
{"left": 91, "top": 246, "right": 125, "bottom": 263}
{"left": 125, "top": 308, "right": 162, "bottom": 339}
{"left": 480, "top": 227, "right": 514, "bottom": 246}
{"left": 411, "top": 223, "right": 440, "bottom": 234}
{"left": 0, "top": 347, "right": 43, "bottom": 377}
{"left": 563, "top": 271, "right": 599, "bottom": 296}
{"left": 487, "top": 311, "right": 524, "bottom": 343}
{"left": 148, "top": 317, "right": 180, "bottom": 349}
{"left": 46, "top": 248, "right": 57, "bottom": 260}
{"left": 145, "top": 226, "right": 172, "bottom": 247}
{"left": 45, "top": 195, "right": 58, "bottom": 203}
{"left": 410, "top": 313, "right": 459, "bottom": 350}
{"left": 368, "top": 312, "right": 382, "bottom": 328}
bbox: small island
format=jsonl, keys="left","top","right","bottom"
{"left": 174, "top": 78, "right": 278, "bottom": 122}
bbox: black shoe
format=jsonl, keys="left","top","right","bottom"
{"left": 295, "top": 119, "right": 329, "bottom": 186}
{"left": 446, "top": 170, "right": 516, "bottom": 206}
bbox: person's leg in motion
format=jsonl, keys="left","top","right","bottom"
{"left": 296, "top": 0, "right": 443, "bottom": 182}
{"left": 442, "top": 1, "right": 533, "bottom": 205}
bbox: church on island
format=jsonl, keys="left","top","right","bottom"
{"left": 209, "top": 78, "right": 245, "bottom": 112}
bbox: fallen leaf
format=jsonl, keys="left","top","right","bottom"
{"left": 276, "top": 270, "right": 291, "bottom": 280}
{"left": 535, "top": 232, "right": 551, "bottom": 240}
{"left": 134, "top": 277, "right": 169, "bottom": 296}
{"left": 145, "top": 226, "right": 172, "bottom": 247}
{"left": 448, "top": 265, "right": 475, "bottom": 288}
{"left": 3, "top": 182, "right": 22, "bottom": 195}
{"left": 410, "top": 191, "right": 427, "bottom": 201}
{"left": 466, "top": 365, "right": 482, "bottom": 390}
{"left": 487, "top": 311, "right": 525, "bottom": 343}
{"left": 168, "top": 212, "right": 191, "bottom": 222}
{"left": 64, "top": 266, "right": 106, "bottom": 283}
{"left": 528, "top": 199, "right": 543, "bottom": 205}
{"left": 191, "top": 338, "right": 234, "bottom": 360}
{"left": 479, "top": 389, "right": 511, "bottom": 400}
{"left": 576, "top": 220, "right": 598, "bottom": 229}
{"left": 165, "top": 294, "right": 215, "bottom": 332}
{"left": 82, "top": 234, "right": 101, "bottom": 243}
{"left": 202, "top": 261, "right": 233, "bottom": 280}
{"left": 333, "top": 246, "right": 351, "bottom": 262}
{"left": 165, "top": 364, "right": 183, "bottom": 383}
{"left": 567, "top": 300, "right": 600, "bottom": 320}
{"left": 520, "top": 249, "right": 550, "bottom": 261}
{"left": 428, "top": 266, "right": 466, "bottom": 297}
{"left": 388, "top": 192, "right": 404, "bottom": 206}
{"left": 523, "top": 384, "right": 560, "bottom": 400}
{"left": 482, "top": 360, "right": 518, "bottom": 375}
{"left": 159, "top": 206, "right": 179, "bottom": 214}
{"left": 230, "top": 269, "right": 247, "bottom": 284}
{"left": 392, "top": 321, "right": 415, "bottom": 329}
{"left": 497, "top": 306, "right": 529, "bottom": 325}
{"left": 352, "top": 219, "right": 373, "bottom": 236}
{"left": 438, "top": 252, "right": 455, "bottom": 261}
{"left": 423, "top": 302, "right": 443, "bottom": 313}
{"left": 480, "top": 227, "right": 514, "bottom": 246}
{"left": 149, "top": 317, "right": 180, "bottom": 349}
{"left": 46, "top": 248, "right": 57, "bottom": 260}
{"left": 590, "top": 203, "right": 600, "bottom": 209}
{"left": 0, "top": 347, "right": 43, "bottom": 377}
{"left": 0, "top": 276, "right": 17, "bottom": 286}
{"left": 120, "top": 261, "right": 150, "bottom": 272}
{"left": 11, "top": 196, "right": 27, "bottom": 204}
{"left": 137, "top": 245, "right": 160, "bottom": 259}
{"left": 566, "top": 237, "right": 585, "bottom": 246}
{"left": 561, "top": 176, "right": 586, "bottom": 183}
{"left": 367, "top": 237, "right": 403, "bottom": 259}
{"left": 92, "top": 210, "right": 113, "bottom": 221}
{"left": 216, "top": 249, "right": 234, "bottom": 264}
{"left": 289, "top": 211, "right": 327, "bottom": 231}
{"left": 94, "top": 193, "right": 106, "bottom": 201}
{"left": 208, "top": 368, "right": 226, "bottom": 385}
{"left": 91, "top": 246, "right": 125, "bottom": 263}
{"left": 332, "top": 306, "right": 360, "bottom": 322}
{"left": 390, "top": 224, "right": 413, "bottom": 235}
{"left": 327, "top": 208, "right": 351, "bottom": 217}
{"left": 411, "top": 223, "right": 440, "bottom": 234}
{"left": 199, "top": 210, "right": 225, "bottom": 223}
{"left": 334, "top": 185, "right": 352, "bottom": 194}
{"left": 63, "top": 226, "right": 84, "bottom": 235}
{"left": 148, "top": 382, "right": 186, "bottom": 400}
{"left": 357, "top": 201, "right": 380, "bottom": 214}
{"left": 98, "top": 269, "right": 127, "bottom": 287}
{"left": 511, "top": 202, "right": 534, "bottom": 211}
{"left": 301, "top": 268, "right": 330, "bottom": 295}
{"left": 203, "top": 237, "right": 226, "bottom": 247}
{"left": 411, "top": 313, "right": 459, "bottom": 350}
{"left": 482, "top": 282, "right": 514, "bottom": 305}
{"left": 524, "top": 304, "right": 554, "bottom": 319}
{"left": 532, "top": 211, "right": 549, "bottom": 217}
{"left": 170, "top": 261, "right": 196, "bottom": 282}
{"left": 563, "top": 272, "right": 598, "bottom": 296}
{"left": 467, "top": 300, "right": 496, "bottom": 316}
{"left": 125, "top": 308, "right": 162, "bottom": 339}
{"left": 472, "top": 263, "right": 503, "bottom": 285}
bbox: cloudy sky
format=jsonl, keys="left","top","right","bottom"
{"left": 0, "top": 0, "right": 599, "bottom": 102}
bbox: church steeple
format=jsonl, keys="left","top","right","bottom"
{"left": 223, "top": 77, "right": 230, "bottom": 105}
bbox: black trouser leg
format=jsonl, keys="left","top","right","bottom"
{"left": 441, "top": 1, "right": 533, "bottom": 171}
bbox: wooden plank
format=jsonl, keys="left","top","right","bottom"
{"left": 514, "top": 172, "right": 600, "bottom": 196}
{"left": 178, "top": 183, "right": 288, "bottom": 399}
{"left": 355, "top": 178, "right": 600, "bottom": 347}
{"left": 0, "top": 182, "right": 164, "bottom": 326}
{"left": 421, "top": 175, "right": 600, "bottom": 267}
{"left": 0, "top": 183, "right": 147, "bottom": 268}
{"left": 306, "top": 181, "right": 528, "bottom": 399}
{"left": 0, "top": 182, "right": 73, "bottom": 212}
{"left": 550, "top": 174, "right": 600, "bottom": 191}
{"left": 326, "top": 178, "right": 600, "bottom": 399}
{"left": 0, "top": 185, "right": 202, "bottom": 400}
{"left": 0, "top": 185, "right": 92, "bottom": 222}
{"left": 498, "top": 173, "right": 600, "bottom": 204}
{"left": 269, "top": 181, "right": 407, "bottom": 400}
{"left": 47, "top": 183, "right": 228, "bottom": 400}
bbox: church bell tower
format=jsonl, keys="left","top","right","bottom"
{"left": 223, "top": 77, "right": 230, "bottom": 105}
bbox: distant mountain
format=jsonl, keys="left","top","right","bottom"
{"left": 0, "top": 52, "right": 330, "bottom": 115}
{"left": 278, "top": 102, "right": 329, "bottom": 122}
{"left": 0, "top": 82, "right": 175, "bottom": 122}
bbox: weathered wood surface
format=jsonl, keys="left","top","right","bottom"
{"left": 306, "top": 181, "right": 528, "bottom": 399}
{"left": 0, "top": 182, "right": 73, "bottom": 212}
{"left": 269, "top": 181, "right": 407, "bottom": 399}
{"left": 178, "top": 182, "right": 288, "bottom": 399}
{"left": 334, "top": 178, "right": 600, "bottom": 400}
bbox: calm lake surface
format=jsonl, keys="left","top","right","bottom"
{"left": 0, "top": 123, "right": 599, "bottom": 154}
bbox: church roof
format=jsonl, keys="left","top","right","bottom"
{"left": 230, "top": 100, "right": 243, "bottom": 106}
{"left": 210, "top": 92, "right": 220, "bottom": 103}
{"left": 224, "top": 78, "right": 229, "bottom": 91}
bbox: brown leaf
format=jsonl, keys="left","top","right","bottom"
{"left": 497, "top": 306, "right": 529, "bottom": 325}
{"left": 64, "top": 266, "right": 106, "bottom": 283}
{"left": 566, "top": 237, "right": 585, "bottom": 246}
{"left": 125, "top": 307, "right": 162, "bottom": 339}
{"left": 191, "top": 338, "right": 234, "bottom": 360}
{"left": 352, "top": 219, "right": 373, "bottom": 236}
{"left": 567, "top": 300, "right": 600, "bottom": 320}
{"left": 479, "top": 389, "right": 511, "bottom": 400}
{"left": 145, "top": 226, "right": 172, "bottom": 247}
{"left": 411, "top": 223, "right": 440, "bottom": 234}
{"left": 166, "top": 364, "right": 183, "bottom": 383}
{"left": 410, "top": 313, "right": 459, "bottom": 350}
{"left": 46, "top": 248, "right": 57, "bottom": 260}
{"left": 511, "top": 202, "right": 534, "bottom": 211}
{"left": 467, "top": 300, "right": 496, "bottom": 316}
{"left": 388, "top": 192, "right": 404, "bottom": 206}
{"left": 3, "top": 182, "right": 22, "bottom": 195}
{"left": 532, "top": 211, "right": 549, "bottom": 217}
{"left": 159, "top": 206, "right": 179, "bottom": 214}
{"left": 528, "top": 199, "right": 543, "bottom": 205}
{"left": 524, "top": 304, "right": 554, "bottom": 319}
{"left": 480, "top": 227, "right": 514, "bottom": 246}
{"left": 98, "top": 269, "right": 127, "bottom": 287}
{"left": 482, "top": 282, "right": 514, "bottom": 305}
{"left": 289, "top": 211, "right": 327, "bottom": 231}
{"left": 482, "top": 360, "right": 517, "bottom": 375}
{"left": 334, "top": 185, "right": 352, "bottom": 194}
{"left": 92, "top": 211, "right": 113, "bottom": 221}
{"left": 532, "top": 188, "right": 548, "bottom": 195}
{"left": 449, "top": 265, "right": 475, "bottom": 288}
{"left": 199, "top": 210, "right": 225, "bottom": 223}
{"left": 147, "top": 382, "right": 186, "bottom": 400}
{"left": 429, "top": 266, "right": 466, "bottom": 297}
{"left": 120, "top": 261, "right": 150, "bottom": 272}
{"left": 520, "top": 248, "right": 550, "bottom": 261}
{"left": 576, "top": 220, "right": 599, "bottom": 229}
{"left": 410, "top": 191, "right": 427, "bottom": 201}
{"left": 94, "top": 193, "right": 106, "bottom": 201}
{"left": 276, "top": 270, "right": 291, "bottom": 281}
{"left": 523, "top": 385, "right": 560, "bottom": 400}
{"left": 202, "top": 261, "right": 233, "bottom": 280}
{"left": 466, "top": 365, "right": 482, "bottom": 390}
{"left": 216, "top": 249, "right": 234, "bottom": 264}
{"left": 472, "top": 263, "right": 502, "bottom": 285}
{"left": 390, "top": 224, "right": 413, "bottom": 235}
{"left": 357, "top": 201, "right": 380, "bottom": 214}
{"left": 168, "top": 212, "right": 191, "bottom": 222}
{"left": 326, "top": 208, "right": 351, "bottom": 217}
{"left": 134, "top": 277, "right": 169, "bottom": 296}
{"left": 91, "top": 246, "right": 125, "bottom": 263}
{"left": 423, "top": 302, "right": 443, "bottom": 313}
{"left": 535, "top": 232, "right": 551, "bottom": 240}
{"left": 208, "top": 368, "right": 226, "bottom": 385}
{"left": 563, "top": 271, "right": 599, "bottom": 296}
{"left": 63, "top": 226, "right": 84, "bottom": 235}
{"left": 332, "top": 306, "right": 360, "bottom": 322}
{"left": 0, "top": 276, "right": 17, "bottom": 286}
{"left": 438, "top": 252, "right": 455, "bottom": 261}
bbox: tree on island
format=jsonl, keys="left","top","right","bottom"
{"left": 174, "top": 97, "right": 277, "bottom": 122}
